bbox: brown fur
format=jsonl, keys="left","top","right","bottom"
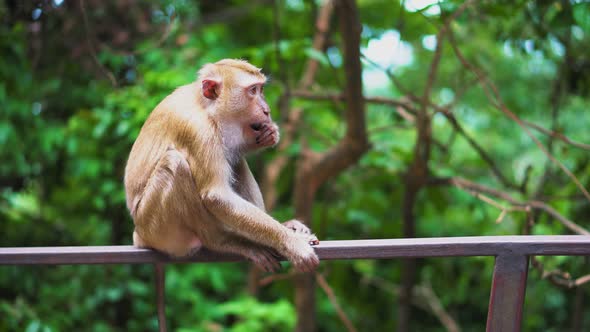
{"left": 124, "top": 59, "right": 319, "bottom": 272}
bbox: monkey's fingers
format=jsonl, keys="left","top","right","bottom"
{"left": 282, "top": 219, "right": 311, "bottom": 234}
{"left": 269, "top": 249, "right": 282, "bottom": 259}
{"left": 263, "top": 257, "right": 281, "bottom": 273}
{"left": 255, "top": 124, "right": 272, "bottom": 141}
{"left": 256, "top": 129, "right": 276, "bottom": 146}
{"left": 291, "top": 251, "right": 320, "bottom": 273}
{"left": 260, "top": 135, "right": 276, "bottom": 145}
{"left": 264, "top": 249, "right": 282, "bottom": 272}
{"left": 251, "top": 249, "right": 281, "bottom": 273}
{"left": 252, "top": 257, "right": 275, "bottom": 273}
{"left": 303, "top": 231, "right": 320, "bottom": 246}
{"left": 296, "top": 225, "right": 312, "bottom": 235}
{"left": 300, "top": 255, "right": 320, "bottom": 273}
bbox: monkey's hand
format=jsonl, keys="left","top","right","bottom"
{"left": 284, "top": 234, "right": 320, "bottom": 273}
{"left": 282, "top": 219, "right": 319, "bottom": 245}
{"left": 255, "top": 122, "right": 280, "bottom": 148}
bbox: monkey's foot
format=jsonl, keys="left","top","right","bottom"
{"left": 282, "top": 220, "right": 320, "bottom": 245}
{"left": 186, "top": 245, "right": 202, "bottom": 257}
{"left": 247, "top": 248, "right": 281, "bottom": 273}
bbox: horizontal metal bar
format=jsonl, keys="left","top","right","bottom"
{"left": 1, "top": 235, "right": 589, "bottom": 265}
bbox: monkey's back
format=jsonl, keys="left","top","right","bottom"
{"left": 124, "top": 83, "right": 207, "bottom": 216}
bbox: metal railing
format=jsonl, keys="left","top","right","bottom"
{"left": 2, "top": 235, "right": 590, "bottom": 332}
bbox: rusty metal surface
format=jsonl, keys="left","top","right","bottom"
{"left": 486, "top": 255, "right": 529, "bottom": 332}
{"left": 1, "top": 235, "right": 589, "bottom": 331}
{"left": 1, "top": 235, "right": 590, "bottom": 265}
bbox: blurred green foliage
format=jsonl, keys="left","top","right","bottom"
{"left": 1, "top": 0, "right": 589, "bottom": 331}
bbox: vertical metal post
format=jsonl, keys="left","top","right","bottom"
{"left": 155, "top": 263, "right": 167, "bottom": 332}
{"left": 486, "top": 255, "right": 529, "bottom": 332}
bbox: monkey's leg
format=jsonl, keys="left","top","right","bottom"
{"left": 133, "top": 148, "right": 204, "bottom": 257}
{"left": 134, "top": 148, "right": 280, "bottom": 270}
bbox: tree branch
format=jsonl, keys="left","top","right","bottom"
{"left": 294, "top": 0, "right": 369, "bottom": 210}
{"left": 361, "top": 53, "right": 415, "bottom": 99}
{"left": 397, "top": 2, "right": 475, "bottom": 329}
{"left": 79, "top": 0, "right": 117, "bottom": 87}
{"left": 316, "top": 273, "right": 358, "bottom": 332}
{"left": 447, "top": 29, "right": 590, "bottom": 203}
{"left": 290, "top": 90, "right": 416, "bottom": 118}
{"left": 437, "top": 107, "right": 522, "bottom": 191}
{"left": 260, "top": 0, "right": 335, "bottom": 210}
{"left": 363, "top": 276, "right": 462, "bottom": 332}
{"left": 530, "top": 257, "right": 590, "bottom": 288}
{"left": 521, "top": 119, "right": 590, "bottom": 151}
{"left": 429, "top": 176, "right": 590, "bottom": 235}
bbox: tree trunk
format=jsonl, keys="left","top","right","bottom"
{"left": 249, "top": 0, "right": 335, "bottom": 298}
{"left": 397, "top": 186, "right": 418, "bottom": 332}
{"left": 295, "top": 269, "right": 317, "bottom": 332}
{"left": 397, "top": 60, "right": 433, "bottom": 329}
{"left": 570, "top": 287, "right": 584, "bottom": 332}
{"left": 293, "top": 163, "right": 318, "bottom": 332}
{"left": 293, "top": 1, "right": 367, "bottom": 330}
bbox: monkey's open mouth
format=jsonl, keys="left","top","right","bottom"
{"left": 250, "top": 123, "right": 263, "bottom": 131}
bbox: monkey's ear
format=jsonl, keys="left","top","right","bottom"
{"left": 202, "top": 80, "right": 220, "bottom": 100}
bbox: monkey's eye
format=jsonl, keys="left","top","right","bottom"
{"left": 249, "top": 86, "right": 258, "bottom": 96}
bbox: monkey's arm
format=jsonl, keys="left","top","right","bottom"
{"left": 203, "top": 186, "right": 289, "bottom": 244}
{"left": 201, "top": 186, "right": 318, "bottom": 271}
{"left": 233, "top": 158, "right": 265, "bottom": 210}
{"left": 233, "top": 158, "right": 319, "bottom": 245}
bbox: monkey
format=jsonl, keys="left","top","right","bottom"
{"left": 124, "top": 59, "right": 319, "bottom": 273}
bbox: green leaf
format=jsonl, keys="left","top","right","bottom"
{"left": 573, "top": 3, "right": 590, "bottom": 33}
{"left": 304, "top": 48, "right": 329, "bottom": 66}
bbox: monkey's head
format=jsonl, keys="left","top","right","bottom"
{"left": 198, "top": 59, "right": 273, "bottom": 141}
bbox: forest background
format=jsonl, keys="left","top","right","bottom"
{"left": 1, "top": 0, "right": 590, "bottom": 331}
